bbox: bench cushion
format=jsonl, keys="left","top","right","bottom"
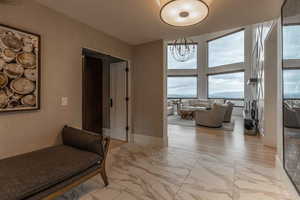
{"left": 62, "top": 126, "right": 104, "bottom": 155}
{"left": 0, "top": 145, "right": 102, "bottom": 200}
{"left": 25, "top": 165, "right": 100, "bottom": 200}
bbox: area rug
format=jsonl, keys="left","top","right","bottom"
{"left": 168, "top": 115, "right": 235, "bottom": 131}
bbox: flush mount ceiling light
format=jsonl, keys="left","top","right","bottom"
{"left": 160, "top": 0, "right": 209, "bottom": 27}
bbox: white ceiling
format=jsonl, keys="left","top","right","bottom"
{"left": 36, "top": 0, "right": 284, "bottom": 45}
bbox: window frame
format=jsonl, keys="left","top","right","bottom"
{"left": 207, "top": 28, "right": 245, "bottom": 68}
{"left": 282, "top": 24, "right": 300, "bottom": 100}
{"left": 206, "top": 70, "right": 245, "bottom": 102}
{"left": 167, "top": 42, "right": 198, "bottom": 70}
{"left": 167, "top": 75, "right": 199, "bottom": 99}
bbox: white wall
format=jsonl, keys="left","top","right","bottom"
{"left": 263, "top": 21, "right": 281, "bottom": 148}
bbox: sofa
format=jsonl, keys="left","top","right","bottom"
{"left": 194, "top": 103, "right": 228, "bottom": 128}
{"left": 0, "top": 126, "right": 110, "bottom": 200}
{"left": 180, "top": 99, "right": 225, "bottom": 110}
{"left": 223, "top": 101, "right": 234, "bottom": 122}
{"left": 284, "top": 102, "right": 300, "bottom": 129}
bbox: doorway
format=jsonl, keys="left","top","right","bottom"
{"left": 82, "top": 48, "right": 129, "bottom": 142}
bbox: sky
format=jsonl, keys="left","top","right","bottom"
{"left": 283, "top": 25, "right": 300, "bottom": 59}
{"left": 168, "top": 77, "right": 197, "bottom": 98}
{"left": 208, "top": 31, "right": 244, "bottom": 67}
{"left": 208, "top": 72, "right": 244, "bottom": 99}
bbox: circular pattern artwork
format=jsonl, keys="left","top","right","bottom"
{"left": 0, "top": 25, "right": 40, "bottom": 112}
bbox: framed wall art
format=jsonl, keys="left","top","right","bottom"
{"left": 0, "top": 24, "right": 40, "bottom": 112}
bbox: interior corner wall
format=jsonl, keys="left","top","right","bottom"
{"left": 0, "top": 0, "right": 132, "bottom": 159}
{"left": 263, "top": 21, "right": 280, "bottom": 148}
{"left": 132, "top": 40, "right": 164, "bottom": 138}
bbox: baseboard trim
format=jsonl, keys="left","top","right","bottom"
{"left": 132, "top": 134, "right": 164, "bottom": 146}
{"left": 102, "top": 128, "right": 110, "bottom": 136}
{"left": 276, "top": 155, "right": 300, "bottom": 200}
{"left": 103, "top": 128, "right": 131, "bottom": 142}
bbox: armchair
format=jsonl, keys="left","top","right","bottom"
{"left": 223, "top": 102, "right": 234, "bottom": 122}
{"left": 284, "top": 102, "right": 300, "bottom": 129}
{"left": 194, "top": 103, "right": 228, "bottom": 128}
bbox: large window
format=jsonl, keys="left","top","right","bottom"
{"left": 208, "top": 72, "right": 244, "bottom": 99}
{"left": 284, "top": 69, "right": 300, "bottom": 99}
{"left": 167, "top": 44, "right": 197, "bottom": 69}
{"left": 167, "top": 76, "right": 197, "bottom": 98}
{"left": 283, "top": 25, "right": 300, "bottom": 60}
{"left": 208, "top": 30, "right": 245, "bottom": 67}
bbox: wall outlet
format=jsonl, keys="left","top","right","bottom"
{"left": 61, "top": 97, "right": 68, "bottom": 106}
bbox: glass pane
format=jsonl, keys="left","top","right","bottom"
{"left": 168, "top": 77, "right": 197, "bottom": 98}
{"left": 283, "top": 25, "right": 300, "bottom": 60}
{"left": 208, "top": 72, "right": 244, "bottom": 99}
{"left": 167, "top": 44, "right": 197, "bottom": 69}
{"left": 284, "top": 69, "right": 300, "bottom": 99}
{"left": 282, "top": 0, "right": 300, "bottom": 193}
{"left": 208, "top": 31, "right": 244, "bottom": 67}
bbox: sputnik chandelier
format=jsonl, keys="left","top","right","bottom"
{"left": 170, "top": 38, "right": 196, "bottom": 62}
{"left": 159, "top": 0, "right": 209, "bottom": 62}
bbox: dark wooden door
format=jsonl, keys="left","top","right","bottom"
{"left": 83, "top": 56, "right": 103, "bottom": 134}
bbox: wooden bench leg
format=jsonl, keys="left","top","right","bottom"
{"left": 100, "top": 136, "right": 110, "bottom": 187}
{"left": 100, "top": 168, "right": 109, "bottom": 186}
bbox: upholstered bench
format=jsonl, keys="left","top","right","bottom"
{"left": 0, "top": 126, "right": 110, "bottom": 200}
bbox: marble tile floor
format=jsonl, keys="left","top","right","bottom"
{"left": 55, "top": 117, "right": 293, "bottom": 200}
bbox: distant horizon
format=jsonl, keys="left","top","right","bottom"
{"left": 168, "top": 91, "right": 244, "bottom": 99}
{"left": 168, "top": 91, "right": 300, "bottom": 100}
{"left": 284, "top": 93, "right": 300, "bottom": 99}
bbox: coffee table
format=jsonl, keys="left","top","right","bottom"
{"left": 179, "top": 107, "right": 208, "bottom": 120}
{"left": 179, "top": 109, "right": 194, "bottom": 120}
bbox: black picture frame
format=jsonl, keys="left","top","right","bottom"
{"left": 0, "top": 24, "right": 41, "bottom": 113}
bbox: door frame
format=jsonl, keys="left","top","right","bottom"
{"left": 82, "top": 47, "right": 133, "bottom": 143}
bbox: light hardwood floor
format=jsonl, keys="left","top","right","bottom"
{"left": 55, "top": 117, "right": 292, "bottom": 200}
{"left": 168, "top": 117, "right": 277, "bottom": 166}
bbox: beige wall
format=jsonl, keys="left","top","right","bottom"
{"left": 0, "top": 0, "right": 132, "bottom": 159}
{"left": 132, "top": 40, "right": 164, "bottom": 138}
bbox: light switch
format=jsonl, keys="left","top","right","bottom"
{"left": 61, "top": 97, "right": 68, "bottom": 106}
